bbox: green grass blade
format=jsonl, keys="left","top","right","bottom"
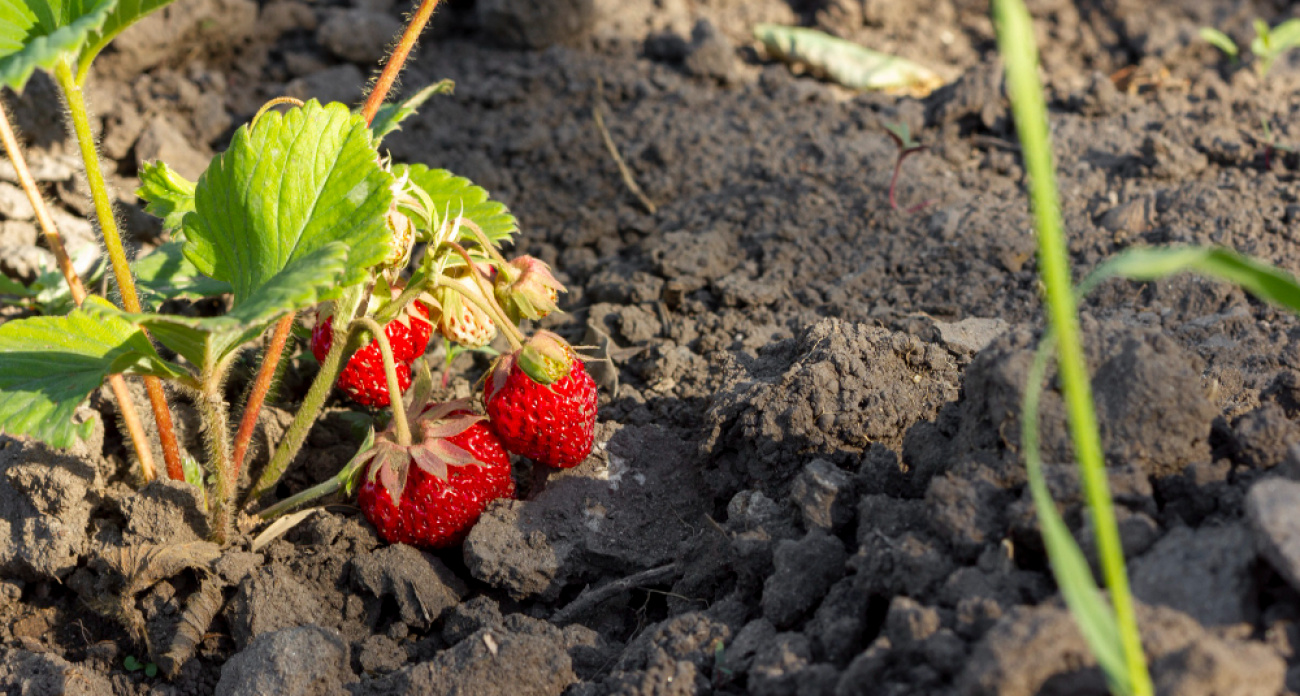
{"left": 994, "top": 0, "right": 1152, "bottom": 692}
{"left": 1023, "top": 333, "right": 1130, "bottom": 694}
{"left": 1087, "top": 246, "right": 1300, "bottom": 313}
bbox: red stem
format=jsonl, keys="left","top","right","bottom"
{"left": 230, "top": 314, "right": 295, "bottom": 478}
{"left": 232, "top": 0, "right": 440, "bottom": 487}
{"left": 360, "top": 0, "right": 443, "bottom": 126}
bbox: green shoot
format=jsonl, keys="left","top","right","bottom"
{"left": 993, "top": 0, "right": 1152, "bottom": 693}
{"left": 1251, "top": 18, "right": 1300, "bottom": 77}
{"left": 1198, "top": 27, "right": 1239, "bottom": 60}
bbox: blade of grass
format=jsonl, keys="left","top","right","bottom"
{"left": 993, "top": 0, "right": 1152, "bottom": 693}
{"left": 1022, "top": 332, "right": 1129, "bottom": 693}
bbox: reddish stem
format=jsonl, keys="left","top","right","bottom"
{"left": 360, "top": 0, "right": 443, "bottom": 126}
{"left": 230, "top": 314, "right": 295, "bottom": 478}
{"left": 233, "top": 0, "right": 439, "bottom": 488}
{"left": 0, "top": 102, "right": 160, "bottom": 482}
{"left": 889, "top": 146, "right": 932, "bottom": 214}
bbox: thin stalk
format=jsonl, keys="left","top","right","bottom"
{"left": 359, "top": 0, "right": 443, "bottom": 125}
{"left": 356, "top": 317, "right": 410, "bottom": 446}
{"left": 373, "top": 276, "right": 430, "bottom": 325}
{"left": 53, "top": 59, "right": 185, "bottom": 481}
{"left": 247, "top": 322, "right": 362, "bottom": 503}
{"left": 256, "top": 426, "right": 375, "bottom": 519}
{"left": 198, "top": 368, "right": 236, "bottom": 545}
{"left": 0, "top": 101, "right": 159, "bottom": 482}
{"left": 438, "top": 241, "right": 525, "bottom": 349}
{"left": 994, "top": 1, "right": 1151, "bottom": 694}
{"left": 458, "top": 218, "right": 511, "bottom": 269}
{"left": 243, "top": 0, "right": 439, "bottom": 504}
{"left": 434, "top": 276, "right": 522, "bottom": 351}
{"left": 230, "top": 314, "right": 295, "bottom": 478}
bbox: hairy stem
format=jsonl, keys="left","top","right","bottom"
{"left": 247, "top": 321, "right": 361, "bottom": 503}
{"left": 199, "top": 369, "right": 235, "bottom": 546}
{"left": 0, "top": 100, "right": 160, "bottom": 482}
{"left": 360, "top": 0, "right": 443, "bottom": 125}
{"left": 54, "top": 59, "right": 185, "bottom": 481}
{"left": 230, "top": 314, "right": 295, "bottom": 478}
{"left": 355, "top": 317, "right": 410, "bottom": 446}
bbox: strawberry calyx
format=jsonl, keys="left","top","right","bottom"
{"left": 487, "top": 331, "right": 577, "bottom": 397}
{"left": 359, "top": 398, "right": 491, "bottom": 507}
{"left": 494, "top": 256, "right": 565, "bottom": 323}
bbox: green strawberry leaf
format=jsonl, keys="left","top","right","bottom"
{"left": 0, "top": 273, "right": 31, "bottom": 297}
{"left": 76, "top": 0, "right": 176, "bottom": 79}
{"left": 100, "top": 243, "right": 348, "bottom": 368}
{"left": 182, "top": 100, "right": 393, "bottom": 306}
{"left": 0, "top": 295, "right": 185, "bottom": 448}
{"left": 369, "top": 79, "right": 454, "bottom": 143}
{"left": 136, "top": 161, "right": 195, "bottom": 235}
{"left": 133, "top": 241, "right": 230, "bottom": 308}
{"left": 396, "top": 163, "right": 517, "bottom": 245}
{"left": 0, "top": 0, "right": 117, "bottom": 92}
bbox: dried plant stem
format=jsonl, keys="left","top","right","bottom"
{"left": 360, "top": 0, "right": 443, "bottom": 125}
{"left": 230, "top": 315, "right": 294, "bottom": 478}
{"left": 54, "top": 60, "right": 185, "bottom": 481}
{"left": 0, "top": 100, "right": 159, "bottom": 482}
{"left": 594, "top": 77, "right": 656, "bottom": 214}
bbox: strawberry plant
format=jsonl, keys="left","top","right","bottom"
{"left": 0, "top": 0, "right": 598, "bottom": 557}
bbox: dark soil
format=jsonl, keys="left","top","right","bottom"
{"left": 6, "top": 0, "right": 1300, "bottom": 693}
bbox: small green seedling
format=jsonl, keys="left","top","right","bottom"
{"left": 883, "top": 122, "right": 933, "bottom": 214}
{"left": 1259, "top": 117, "right": 1295, "bottom": 170}
{"left": 123, "top": 655, "right": 158, "bottom": 677}
{"left": 1200, "top": 19, "right": 1300, "bottom": 77}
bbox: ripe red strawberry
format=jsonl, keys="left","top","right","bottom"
{"left": 311, "top": 302, "right": 433, "bottom": 407}
{"left": 357, "top": 401, "right": 516, "bottom": 548}
{"left": 484, "top": 332, "right": 598, "bottom": 468}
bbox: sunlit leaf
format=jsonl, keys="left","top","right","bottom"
{"left": 182, "top": 100, "right": 393, "bottom": 306}
{"left": 0, "top": 0, "right": 116, "bottom": 92}
{"left": 0, "top": 296, "right": 184, "bottom": 447}
{"left": 396, "top": 163, "right": 517, "bottom": 245}
{"left": 136, "top": 161, "right": 195, "bottom": 235}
